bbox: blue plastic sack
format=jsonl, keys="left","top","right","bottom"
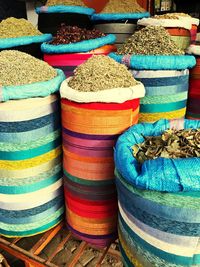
{"left": 41, "top": 34, "right": 116, "bottom": 54}
{"left": 91, "top": 12, "right": 150, "bottom": 21}
{"left": 0, "top": 34, "right": 52, "bottom": 49}
{"left": 114, "top": 119, "right": 200, "bottom": 192}
{"left": 109, "top": 53, "right": 196, "bottom": 70}
{"left": 36, "top": 5, "right": 94, "bottom": 15}
{"left": 0, "top": 69, "right": 66, "bottom": 102}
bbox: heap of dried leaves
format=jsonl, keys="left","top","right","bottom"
{"left": 132, "top": 128, "right": 200, "bottom": 164}
{"left": 100, "top": 0, "right": 145, "bottom": 13}
{"left": 117, "top": 25, "right": 184, "bottom": 55}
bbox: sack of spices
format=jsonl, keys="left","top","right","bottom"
{"left": 0, "top": 17, "right": 52, "bottom": 58}
{"left": 114, "top": 118, "right": 200, "bottom": 267}
{"left": 36, "top": 0, "right": 94, "bottom": 35}
{"left": 0, "top": 50, "right": 65, "bottom": 237}
{"left": 138, "top": 13, "right": 199, "bottom": 50}
{"left": 110, "top": 25, "right": 196, "bottom": 123}
{"left": 60, "top": 55, "right": 145, "bottom": 247}
{"left": 186, "top": 44, "right": 200, "bottom": 120}
{"left": 91, "top": 0, "right": 149, "bottom": 47}
{"left": 42, "top": 24, "right": 116, "bottom": 77}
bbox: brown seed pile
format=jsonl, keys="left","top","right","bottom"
{"left": 46, "top": 0, "right": 86, "bottom": 7}
{"left": 0, "top": 17, "right": 42, "bottom": 38}
{"left": 50, "top": 24, "right": 105, "bottom": 45}
{"left": 0, "top": 50, "right": 57, "bottom": 86}
{"left": 68, "top": 55, "right": 138, "bottom": 92}
{"left": 117, "top": 25, "right": 184, "bottom": 55}
{"left": 132, "top": 128, "right": 200, "bottom": 164}
{"left": 101, "top": 0, "right": 145, "bottom": 13}
{"left": 153, "top": 13, "right": 191, "bottom": 20}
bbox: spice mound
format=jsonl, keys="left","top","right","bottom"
{"left": 0, "top": 50, "right": 57, "bottom": 86}
{"left": 154, "top": 12, "right": 191, "bottom": 19}
{"left": 101, "top": 0, "right": 145, "bottom": 13}
{"left": 117, "top": 25, "right": 184, "bottom": 55}
{"left": 0, "top": 17, "right": 42, "bottom": 39}
{"left": 46, "top": 0, "right": 86, "bottom": 7}
{"left": 133, "top": 128, "right": 200, "bottom": 164}
{"left": 68, "top": 55, "right": 138, "bottom": 92}
{"left": 50, "top": 24, "right": 105, "bottom": 45}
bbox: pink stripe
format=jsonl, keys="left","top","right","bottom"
{"left": 44, "top": 53, "right": 93, "bottom": 66}
{"left": 169, "top": 118, "right": 184, "bottom": 130}
{"left": 62, "top": 132, "right": 116, "bottom": 148}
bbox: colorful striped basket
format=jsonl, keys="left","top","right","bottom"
{"left": 60, "top": 78, "right": 145, "bottom": 247}
{"left": 109, "top": 53, "right": 196, "bottom": 123}
{"left": 43, "top": 45, "right": 117, "bottom": 78}
{"left": 186, "top": 44, "right": 200, "bottom": 120}
{"left": 114, "top": 118, "right": 200, "bottom": 267}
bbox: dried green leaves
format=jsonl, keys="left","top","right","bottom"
{"left": 117, "top": 25, "right": 184, "bottom": 55}
{"left": 69, "top": 55, "right": 138, "bottom": 92}
{"left": 132, "top": 129, "right": 200, "bottom": 164}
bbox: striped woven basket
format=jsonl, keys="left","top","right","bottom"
{"left": 186, "top": 46, "right": 200, "bottom": 120}
{"left": 131, "top": 69, "right": 189, "bottom": 123}
{"left": 167, "top": 27, "right": 191, "bottom": 51}
{"left": 44, "top": 45, "right": 117, "bottom": 78}
{"left": 60, "top": 76, "right": 145, "bottom": 247}
{"left": 0, "top": 95, "right": 64, "bottom": 237}
{"left": 114, "top": 118, "right": 200, "bottom": 267}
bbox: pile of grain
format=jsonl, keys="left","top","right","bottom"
{"left": 0, "top": 17, "right": 42, "bottom": 38}
{"left": 46, "top": 0, "right": 86, "bottom": 7}
{"left": 68, "top": 55, "right": 138, "bottom": 92}
{"left": 0, "top": 50, "right": 57, "bottom": 86}
{"left": 117, "top": 25, "right": 184, "bottom": 55}
{"left": 154, "top": 13, "right": 191, "bottom": 19}
{"left": 101, "top": 0, "right": 145, "bottom": 13}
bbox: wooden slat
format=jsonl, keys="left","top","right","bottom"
{"left": 96, "top": 244, "right": 110, "bottom": 267}
{"left": 67, "top": 241, "right": 87, "bottom": 267}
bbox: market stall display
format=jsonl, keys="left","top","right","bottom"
{"left": 60, "top": 55, "right": 145, "bottom": 247}
{"left": 0, "top": 50, "right": 66, "bottom": 237}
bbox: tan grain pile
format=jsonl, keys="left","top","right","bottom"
{"left": 46, "top": 0, "right": 86, "bottom": 7}
{"left": 68, "top": 55, "right": 138, "bottom": 92}
{"left": 117, "top": 25, "right": 184, "bottom": 55}
{"left": 101, "top": 0, "right": 145, "bottom": 13}
{"left": 0, "top": 50, "right": 57, "bottom": 86}
{"left": 154, "top": 13, "right": 191, "bottom": 19}
{"left": 0, "top": 17, "right": 42, "bottom": 38}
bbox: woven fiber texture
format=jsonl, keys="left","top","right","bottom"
{"left": 130, "top": 69, "right": 189, "bottom": 122}
{"left": 35, "top": 5, "right": 94, "bottom": 15}
{"left": 186, "top": 55, "right": 200, "bottom": 120}
{"left": 43, "top": 45, "right": 116, "bottom": 78}
{"left": 61, "top": 95, "right": 141, "bottom": 247}
{"left": 91, "top": 12, "right": 150, "bottom": 21}
{"left": 0, "top": 95, "right": 64, "bottom": 237}
{"left": 114, "top": 118, "right": 200, "bottom": 266}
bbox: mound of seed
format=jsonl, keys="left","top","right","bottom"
{"left": 117, "top": 25, "right": 184, "bottom": 55}
{"left": 68, "top": 55, "right": 138, "bottom": 92}
{"left": 0, "top": 17, "right": 42, "bottom": 38}
{"left": 46, "top": 0, "right": 85, "bottom": 7}
{"left": 0, "top": 50, "right": 57, "bottom": 86}
{"left": 101, "top": 0, "right": 145, "bottom": 13}
{"left": 50, "top": 24, "right": 105, "bottom": 45}
{"left": 133, "top": 128, "right": 200, "bottom": 164}
{"left": 154, "top": 13, "right": 191, "bottom": 20}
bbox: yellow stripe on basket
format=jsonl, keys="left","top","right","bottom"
{"left": 139, "top": 108, "right": 186, "bottom": 123}
{"left": 0, "top": 147, "right": 62, "bottom": 170}
{"left": 62, "top": 106, "right": 139, "bottom": 135}
{"left": 119, "top": 229, "right": 144, "bottom": 267}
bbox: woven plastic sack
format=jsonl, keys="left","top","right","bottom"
{"left": 0, "top": 69, "right": 65, "bottom": 102}
{"left": 36, "top": 5, "right": 94, "bottom": 15}
{"left": 91, "top": 12, "right": 149, "bottom": 21}
{"left": 114, "top": 118, "right": 200, "bottom": 192}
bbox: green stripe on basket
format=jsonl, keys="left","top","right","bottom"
{"left": 64, "top": 169, "right": 114, "bottom": 186}
{"left": 0, "top": 130, "right": 60, "bottom": 151}
{"left": 0, "top": 163, "right": 62, "bottom": 186}
{"left": 140, "top": 91, "right": 188, "bottom": 105}
{"left": 116, "top": 170, "right": 200, "bottom": 210}
{"left": 0, "top": 207, "right": 64, "bottom": 231}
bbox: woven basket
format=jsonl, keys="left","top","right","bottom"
{"left": 167, "top": 27, "right": 191, "bottom": 51}
{"left": 0, "top": 95, "right": 64, "bottom": 237}
{"left": 114, "top": 118, "right": 200, "bottom": 267}
{"left": 43, "top": 44, "right": 117, "bottom": 78}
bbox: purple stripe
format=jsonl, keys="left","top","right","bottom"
{"left": 62, "top": 127, "right": 119, "bottom": 140}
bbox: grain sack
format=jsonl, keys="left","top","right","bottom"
{"left": 186, "top": 44, "right": 200, "bottom": 120}
{"left": 0, "top": 51, "right": 65, "bottom": 237}
{"left": 60, "top": 55, "right": 145, "bottom": 247}
{"left": 110, "top": 26, "right": 196, "bottom": 122}
{"left": 114, "top": 118, "right": 200, "bottom": 267}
